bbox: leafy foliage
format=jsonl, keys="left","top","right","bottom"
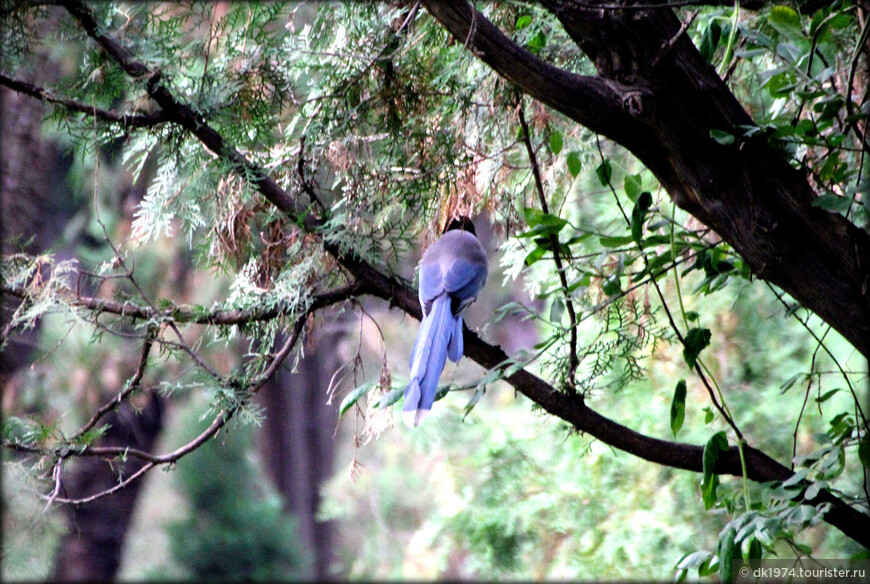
{"left": 1, "top": 0, "right": 867, "bottom": 580}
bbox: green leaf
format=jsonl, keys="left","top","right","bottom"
{"left": 524, "top": 245, "right": 547, "bottom": 266}
{"left": 339, "top": 382, "right": 374, "bottom": 418}
{"left": 794, "top": 542, "right": 812, "bottom": 555}
{"left": 704, "top": 407, "right": 715, "bottom": 424}
{"left": 717, "top": 526, "right": 736, "bottom": 584}
{"left": 549, "top": 297, "right": 565, "bottom": 324}
{"left": 701, "top": 431, "right": 728, "bottom": 510}
{"left": 699, "top": 20, "right": 722, "bottom": 62}
{"left": 675, "top": 550, "right": 715, "bottom": 581}
{"left": 670, "top": 380, "right": 687, "bottom": 438}
{"left": 598, "top": 235, "right": 634, "bottom": 248}
{"left": 566, "top": 150, "right": 582, "bottom": 177}
{"left": 623, "top": 173, "right": 643, "bottom": 202}
{"left": 372, "top": 387, "right": 404, "bottom": 409}
{"left": 710, "top": 129, "right": 735, "bottom": 145}
{"left": 602, "top": 274, "right": 621, "bottom": 296}
{"left": 515, "top": 14, "right": 532, "bottom": 30}
{"left": 595, "top": 159, "right": 612, "bottom": 186}
{"left": 814, "top": 388, "right": 841, "bottom": 403}
{"left": 631, "top": 191, "right": 653, "bottom": 244}
{"left": 682, "top": 327, "right": 711, "bottom": 369}
{"left": 742, "top": 536, "right": 762, "bottom": 560}
{"left": 700, "top": 470, "right": 720, "bottom": 510}
{"left": 811, "top": 194, "right": 852, "bottom": 214}
{"left": 462, "top": 387, "right": 486, "bottom": 420}
{"left": 524, "top": 207, "right": 568, "bottom": 234}
{"left": 768, "top": 5, "right": 804, "bottom": 40}
{"left": 526, "top": 30, "right": 545, "bottom": 54}
{"left": 549, "top": 131, "right": 563, "bottom": 155}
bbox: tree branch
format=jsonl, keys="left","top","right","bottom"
{"left": 0, "top": 73, "right": 170, "bottom": 128}
{"left": 2, "top": 280, "right": 355, "bottom": 505}
{"left": 516, "top": 96, "right": 580, "bottom": 391}
{"left": 1, "top": 279, "right": 362, "bottom": 327}
{"left": 67, "top": 326, "right": 156, "bottom": 444}
{"left": 48, "top": 0, "right": 869, "bottom": 545}
{"left": 422, "top": 0, "right": 870, "bottom": 359}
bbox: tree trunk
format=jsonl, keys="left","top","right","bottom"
{"left": 257, "top": 318, "right": 342, "bottom": 581}
{"left": 51, "top": 394, "right": 163, "bottom": 582}
{"left": 422, "top": 0, "right": 870, "bottom": 359}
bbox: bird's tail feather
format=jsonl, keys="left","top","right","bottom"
{"left": 403, "top": 295, "right": 456, "bottom": 427}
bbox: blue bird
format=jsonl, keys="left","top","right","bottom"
{"left": 403, "top": 217, "right": 488, "bottom": 427}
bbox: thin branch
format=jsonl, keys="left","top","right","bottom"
{"left": 593, "top": 135, "right": 743, "bottom": 439}
{"left": 1, "top": 279, "right": 361, "bottom": 326}
{"left": 68, "top": 326, "right": 156, "bottom": 443}
{"left": 2, "top": 281, "right": 359, "bottom": 464}
{"left": 516, "top": 94, "right": 580, "bottom": 392}
{"left": 13, "top": 291, "right": 328, "bottom": 506}
{"left": 0, "top": 73, "right": 169, "bottom": 128}
{"left": 42, "top": 463, "right": 155, "bottom": 506}
{"left": 767, "top": 283, "right": 868, "bottom": 432}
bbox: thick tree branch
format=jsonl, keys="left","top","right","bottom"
{"left": 50, "top": 0, "right": 869, "bottom": 546}
{"left": 422, "top": 0, "right": 870, "bottom": 359}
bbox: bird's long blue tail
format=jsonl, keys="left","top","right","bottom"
{"left": 403, "top": 295, "right": 461, "bottom": 427}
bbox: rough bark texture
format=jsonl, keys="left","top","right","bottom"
{"left": 51, "top": 394, "right": 163, "bottom": 582}
{"left": 422, "top": 0, "right": 870, "bottom": 359}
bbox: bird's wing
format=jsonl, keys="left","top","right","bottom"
{"left": 443, "top": 258, "right": 487, "bottom": 313}
{"left": 418, "top": 260, "right": 445, "bottom": 316}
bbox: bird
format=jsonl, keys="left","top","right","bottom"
{"left": 403, "top": 216, "right": 488, "bottom": 427}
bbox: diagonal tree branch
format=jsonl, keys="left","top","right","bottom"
{"left": 421, "top": 0, "right": 870, "bottom": 359}
{"left": 44, "top": 0, "right": 869, "bottom": 546}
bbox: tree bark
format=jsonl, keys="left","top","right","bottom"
{"left": 421, "top": 0, "right": 870, "bottom": 359}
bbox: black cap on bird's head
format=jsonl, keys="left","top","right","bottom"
{"left": 443, "top": 215, "right": 476, "bottom": 235}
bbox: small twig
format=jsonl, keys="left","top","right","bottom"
{"left": 40, "top": 460, "right": 64, "bottom": 516}
{"left": 594, "top": 133, "right": 744, "bottom": 439}
{"left": 650, "top": 10, "right": 697, "bottom": 68}
{"left": 767, "top": 283, "right": 868, "bottom": 432}
{"left": 651, "top": 278, "right": 743, "bottom": 440}
{"left": 791, "top": 327, "right": 827, "bottom": 468}
{"left": 41, "top": 462, "right": 155, "bottom": 506}
{"left": 68, "top": 326, "right": 157, "bottom": 443}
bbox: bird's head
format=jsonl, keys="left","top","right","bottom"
{"left": 443, "top": 215, "right": 476, "bottom": 235}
